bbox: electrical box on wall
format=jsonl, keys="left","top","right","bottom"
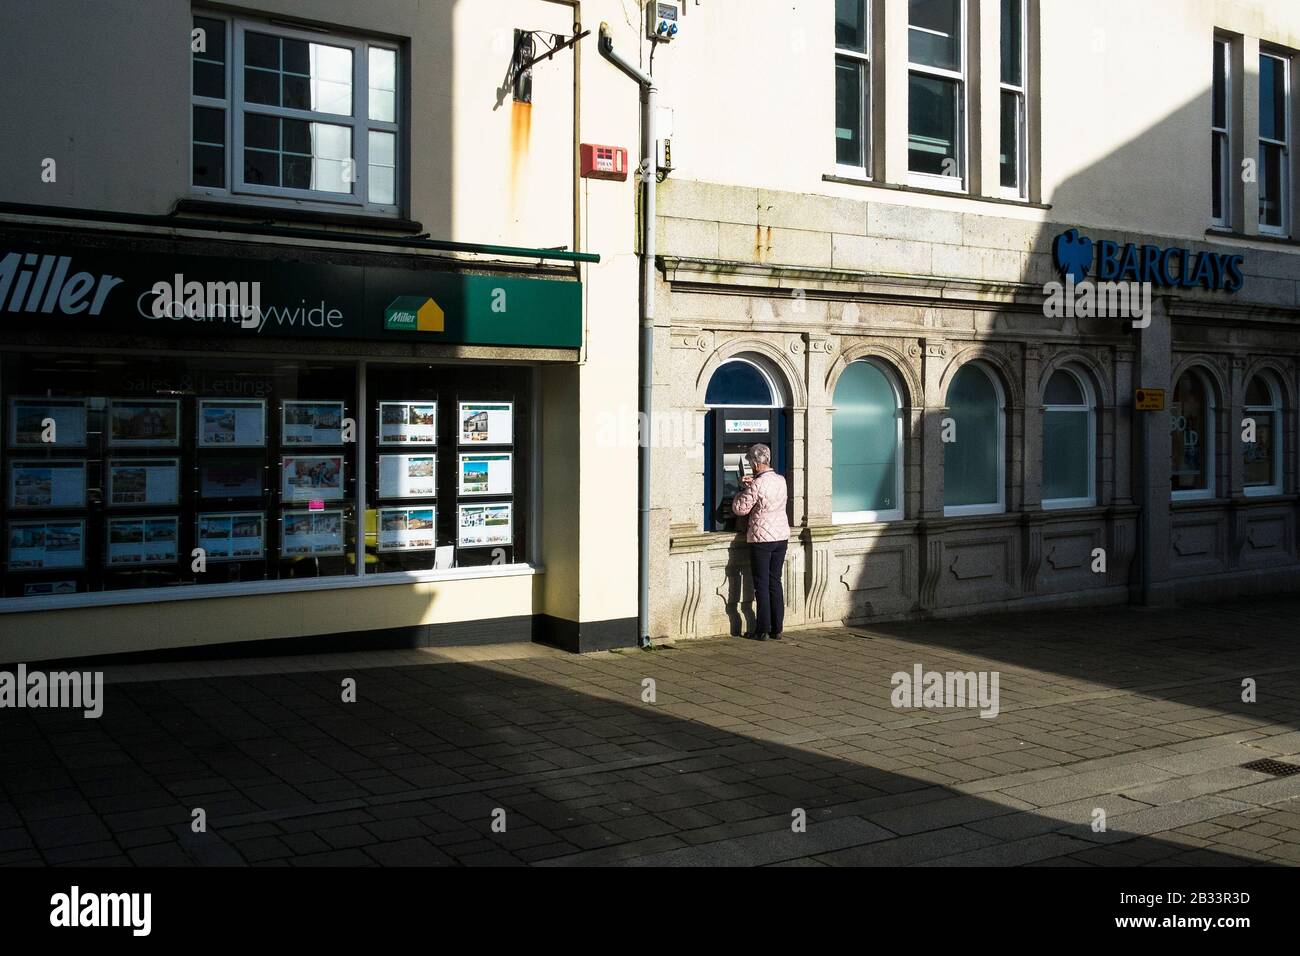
{"left": 647, "top": 1, "right": 680, "bottom": 41}
{"left": 580, "top": 144, "right": 629, "bottom": 181}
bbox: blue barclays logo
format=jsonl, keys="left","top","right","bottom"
{"left": 1052, "top": 228, "right": 1245, "bottom": 293}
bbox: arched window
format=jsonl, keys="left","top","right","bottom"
{"left": 1244, "top": 373, "right": 1282, "bottom": 495}
{"left": 705, "top": 359, "right": 778, "bottom": 407}
{"left": 1041, "top": 367, "right": 1096, "bottom": 509}
{"left": 943, "top": 363, "right": 1005, "bottom": 516}
{"left": 1171, "top": 368, "right": 1215, "bottom": 499}
{"left": 832, "top": 360, "right": 903, "bottom": 523}
{"left": 703, "top": 357, "right": 785, "bottom": 532}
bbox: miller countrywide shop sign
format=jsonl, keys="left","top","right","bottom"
{"left": 0, "top": 242, "right": 582, "bottom": 348}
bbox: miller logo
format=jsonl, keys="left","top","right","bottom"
{"left": 0, "top": 252, "right": 123, "bottom": 315}
{"left": 385, "top": 295, "right": 444, "bottom": 332}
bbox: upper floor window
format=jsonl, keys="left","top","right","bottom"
{"left": 1041, "top": 368, "right": 1095, "bottom": 509}
{"left": 1243, "top": 373, "right": 1282, "bottom": 495}
{"left": 835, "top": 0, "right": 872, "bottom": 176}
{"left": 191, "top": 13, "right": 400, "bottom": 213}
{"left": 1259, "top": 51, "right": 1290, "bottom": 235}
{"left": 1211, "top": 37, "right": 1232, "bottom": 227}
{"left": 999, "top": 0, "right": 1027, "bottom": 197}
{"left": 908, "top": 0, "right": 966, "bottom": 191}
{"left": 943, "top": 362, "right": 1004, "bottom": 515}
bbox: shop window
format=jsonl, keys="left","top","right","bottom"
{"left": 835, "top": 0, "right": 872, "bottom": 176}
{"left": 1171, "top": 368, "right": 1215, "bottom": 499}
{"left": 191, "top": 12, "right": 401, "bottom": 211}
{"left": 1259, "top": 51, "right": 1290, "bottom": 235}
{"left": 832, "top": 360, "right": 903, "bottom": 523}
{"left": 0, "top": 352, "right": 532, "bottom": 604}
{"left": 1041, "top": 367, "right": 1095, "bottom": 509}
{"left": 365, "top": 364, "right": 530, "bottom": 572}
{"left": 999, "top": 0, "right": 1027, "bottom": 198}
{"left": 908, "top": 0, "right": 966, "bottom": 191}
{"left": 1243, "top": 373, "right": 1282, "bottom": 495}
{"left": 943, "top": 362, "right": 1004, "bottom": 515}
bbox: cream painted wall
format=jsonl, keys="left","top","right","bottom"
{"left": 0, "top": 572, "right": 539, "bottom": 662}
{"left": 0, "top": 0, "right": 645, "bottom": 653}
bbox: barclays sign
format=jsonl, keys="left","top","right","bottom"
{"left": 1052, "top": 228, "right": 1245, "bottom": 293}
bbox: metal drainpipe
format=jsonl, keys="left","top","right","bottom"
{"left": 597, "top": 23, "right": 656, "bottom": 648}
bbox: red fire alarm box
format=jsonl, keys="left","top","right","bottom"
{"left": 580, "top": 144, "right": 628, "bottom": 181}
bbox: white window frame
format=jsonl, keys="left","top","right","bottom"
{"left": 907, "top": 0, "right": 968, "bottom": 193}
{"left": 1243, "top": 373, "right": 1283, "bottom": 496}
{"left": 1171, "top": 368, "right": 1217, "bottom": 502}
{"left": 943, "top": 362, "right": 1006, "bottom": 517}
{"left": 999, "top": 0, "right": 1028, "bottom": 200}
{"left": 1040, "top": 367, "right": 1096, "bottom": 510}
{"left": 835, "top": 0, "right": 872, "bottom": 179}
{"left": 832, "top": 359, "right": 904, "bottom": 525}
{"left": 1259, "top": 50, "right": 1290, "bottom": 237}
{"left": 190, "top": 11, "right": 401, "bottom": 215}
{"left": 1211, "top": 36, "right": 1232, "bottom": 228}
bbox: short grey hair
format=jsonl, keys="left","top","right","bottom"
{"left": 746, "top": 443, "right": 772, "bottom": 466}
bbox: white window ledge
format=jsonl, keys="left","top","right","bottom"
{"left": 0, "top": 563, "right": 543, "bottom": 615}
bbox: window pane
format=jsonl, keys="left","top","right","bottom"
{"left": 1212, "top": 131, "right": 1224, "bottom": 220}
{"left": 193, "top": 61, "right": 225, "bottom": 99}
{"left": 1244, "top": 411, "right": 1275, "bottom": 486}
{"left": 835, "top": 0, "right": 867, "bottom": 52}
{"left": 1259, "top": 143, "right": 1284, "bottom": 227}
{"left": 1043, "top": 410, "right": 1089, "bottom": 501}
{"left": 1212, "top": 42, "right": 1226, "bottom": 129}
{"left": 999, "top": 90, "right": 1019, "bottom": 189}
{"left": 705, "top": 362, "right": 773, "bottom": 406}
{"left": 245, "top": 32, "right": 279, "bottom": 70}
{"left": 1260, "top": 55, "right": 1285, "bottom": 142}
{"left": 1044, "top": 370, "right": 1083, "bottom": 406}
{"left": 193, "top": 106, "right": 225, "bottom": 146}
{"left": 909, "top": 0, "right": 960, "bottom": 71}
{"left": 244, "top": 67, "right": 279, "bottom": 106}
{"left": 369, "top": 47, "right": 397, "bottom": 121}
{"left": 943, "top": 365, "right": 999, "bottom": 507}
{"left": 244, "top": 148, "right": 280, "bottom": 186}
{"left": 909, "top": 73, "right": 959, "bottom": 176}
{"left": 310, "top": 44, "right": 353, "bottom": 115}
{"left": 192, "top": 143, "right": 225, "bottom": 187}
{"left": 1000, "top": 0, "right": 1021, "bottom": 87}
{"left": 836, "top": 57, "right": 865, "bottom": 167}
{"left": 369, "top": 130, "right": 396, "bottom": 205}
{"left": 832, "top": 363, "right": 898, "bottom": 514}
{"left": 245, "top": 113, "right": 279, "bottom": 150}
{"left": 1171, "top": 373, "right": 1208, "bottom": 492}
{"left": 193, "top": 17, "right": 226, "bottom": 63}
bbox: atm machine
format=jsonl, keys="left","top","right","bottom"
{"left": 706, "top": 407, "right": 787, "bottom": 532}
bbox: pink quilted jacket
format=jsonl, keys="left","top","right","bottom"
{"left": 731, "top": 470, "right": 791, "bottom": 543}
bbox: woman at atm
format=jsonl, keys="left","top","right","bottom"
{"left": 730, "top": 443, "right": 790, "bottom": 641}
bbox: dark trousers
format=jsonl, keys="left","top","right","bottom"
{"left": 749, "top": 540, "right": 787, "bottom": 635}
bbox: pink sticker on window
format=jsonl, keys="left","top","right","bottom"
{"left": 309, "top": 499, "right": 325, "bottom": 511}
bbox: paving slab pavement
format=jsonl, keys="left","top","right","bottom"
{"left": 3, "top": 595, "right": 1300, "bottom": 866}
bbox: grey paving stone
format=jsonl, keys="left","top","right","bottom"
{"left": 616, "top": 818, "right": 891, "bottom": 867}
{"left": 920, "top": 833, "right": 1092, "bottom": 866}
{"left": 815, "top": 825, "right": 1000, "bottom": 866}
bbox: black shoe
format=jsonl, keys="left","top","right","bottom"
{"left": 750, "top": 631, "right": 769, "bottom": 641}
{"left": 770, "top": 631, "right": 783, "bottom": 640}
